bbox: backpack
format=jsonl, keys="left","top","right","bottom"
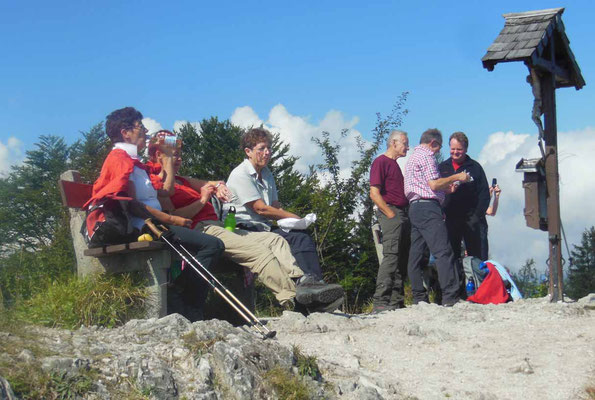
{"left": 81, "top": 198, "right": 140, "bottom": 248}
{"left": 461, "top": 256, "right": 523, "bottom": 304}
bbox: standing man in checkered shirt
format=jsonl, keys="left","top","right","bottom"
{"left": 404, "top": 129, "right": 470, "bottom": 306}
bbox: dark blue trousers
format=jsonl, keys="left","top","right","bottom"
{"left": 407, "top": 201, "right": 460, "bottom": 304}
{"left": 271, "top": 227, "right": 323, "bottom": 281}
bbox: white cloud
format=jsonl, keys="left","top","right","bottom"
{"left": 0, "top": 137, "right": 25, "bottom": 176}
{"left": 231, "top": 104, "right": 365, "bottom": 176}
{"left": 231, "top": 106, "right": 263, "bottom": 129}
{"left": 173, "top": 120, "right": 202, "bottom": 134}
{"left": 477, "top": 127, "right": 595, "bottom": 274}
{"left": 142, "top": 117, "right": 163, "bottom": 136}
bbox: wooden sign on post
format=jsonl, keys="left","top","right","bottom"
{"left": 482, "top": 8, "right": 585, "bottom": 301}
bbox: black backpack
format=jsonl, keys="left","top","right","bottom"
{"left": 81, "top": 199, "right": 140, "bottom": 248}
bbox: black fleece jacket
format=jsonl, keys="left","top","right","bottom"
{"left": 438, "top": 155, "right": 490, "bottom": 218}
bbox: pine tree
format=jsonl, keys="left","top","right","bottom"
{"left": 566, "top": 226, "right": 595, "bottom": 300}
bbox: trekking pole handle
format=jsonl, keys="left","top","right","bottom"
{"left": 145, "top": 218, "right": 164, "bottom": 239}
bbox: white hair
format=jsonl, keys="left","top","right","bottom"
{"left": 387, "top": 130, "right": 408, "bottom": 149}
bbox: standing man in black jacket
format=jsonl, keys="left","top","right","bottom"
{"left": 438, "top": 132, "right": 490, "bottom": 260}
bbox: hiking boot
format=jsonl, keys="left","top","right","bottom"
{"left": 295, "top": 275, "right": 344, "bottom": 307}
{"left": 307, "top": 296, "right": 343, "bottom": 314}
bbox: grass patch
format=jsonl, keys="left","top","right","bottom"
{"left": 292, "top": 346, "right": 321, "bottom": 381}
{"left": 14, "top": 273, "right": 148, "bottom": 329}
{"left": 0, "top": 358, "right": 98, "bottom": 400}
{"left": 255, "top": 281, "right": 284, "bottom": 317}
{"left": 264, "top": 367, "right": 310, "bottom": 400}
{"left": 181, "top": 330, "right": 223, "bottom": 357}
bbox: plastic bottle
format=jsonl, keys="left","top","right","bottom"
{"left": 479, "top": 262, "right": 490, "bottom": 279}
{"left": 466, "top": 277, "right": 476, "bottom": 296}
{"left": 158, "top": 135, "right": 182, "bottom": 149}
{"left": 224, "top": 206, "right": 236, "bottom": 231}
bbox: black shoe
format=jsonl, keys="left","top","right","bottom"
{"left": 295, "top": 275, "right": 344, "bottom": 306}
{"left": 442, "top": 298, "right": 463, "bottom": 307}
{"left": 307, "top": 296, "right": 343, "bottom": 314}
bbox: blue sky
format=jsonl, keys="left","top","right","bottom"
{"left": 1, "top": 1, "right": 592, "bottom": 155}
{"left": 1, "top": 1, "right": 594, "bottom": 272}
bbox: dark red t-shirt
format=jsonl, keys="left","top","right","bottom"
{"left": 369, "top": 154, "right": 408, "bottom": 207}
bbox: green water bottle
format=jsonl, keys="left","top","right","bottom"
{"left": 224, "top": 206, "right": 236, "bottom": 231}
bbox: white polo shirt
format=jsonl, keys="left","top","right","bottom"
{"left": 226, "top": 159, "right": 278, "bottom": 231}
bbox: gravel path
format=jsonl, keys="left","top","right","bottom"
{"left": 269, "top": 295, "right": 595, "bottom": 400}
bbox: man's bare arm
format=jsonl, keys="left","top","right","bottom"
{"left": 370, "top": 186, "right": 395, "bottom": 218}
{"left": 428, "top": 171, "right": 469, "bottom": 192}
{"left": 246, "top": 198, "right": 300, "bottom": 220}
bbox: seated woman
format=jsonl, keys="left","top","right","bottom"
{"left": 84, "top": 107, "right": 224, "bottom": 322}
{"left": 146, "top": 130, "right": 343, "bottom": 313}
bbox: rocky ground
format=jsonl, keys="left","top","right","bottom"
{"left": 269, "top": 294, "right": 595, "bottom": 400}
{"left": 1, "top": 294, "right": 594, "bottom": 399}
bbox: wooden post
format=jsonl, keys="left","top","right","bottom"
{"left": 541, "top": 70, "right": 564, "bottom": 302}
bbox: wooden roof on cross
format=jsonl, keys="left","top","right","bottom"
{"left": 482, "top": 7, "right": 585, "bottom": 90}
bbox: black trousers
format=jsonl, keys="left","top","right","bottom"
{"left": 407, "top": 201, "right": 460, "bottom": 304}
{"left": 445, "top": 212, "right": 484, "bottom": 259}
{"left": 478, "top": 217, "right": 489, "bottom": 261}
{"left": 167, "top": 226, "right": 225, "bottom": 318}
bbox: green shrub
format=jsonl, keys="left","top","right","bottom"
{"left": 264, "top": 367, "right": 310, "bottom": 400}
{"left": 15, "top": 273, "right": 148, "bottom": 329}
{"left": 0, "top": 225, "right": 75, "bottom": 308}
{"left": 293, "top": 346, "right": 321, "bottom": 381}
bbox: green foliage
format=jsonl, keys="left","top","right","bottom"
{"left": 69, "top": 123, "right": 111, "bottom": 183}
{"left": 306, "top": 94, "right": 409, "bottom": 309}
{"left": 264, "top": 367, "right": 311, "bottom": 400}
{"left": 1, "top": 364, "right": 96, "bottom": 400}
{"left": 15, "top": 273, "right": 148, "bottom": 329}
{"left": 292, "top": 345, "right": 322, "bottom": 381}
{"left": 0, "top": 135, "right": 70, "bottom": 254}
{"left": 566, "top": 226, "right": 595, "bottom": 300}
{"left": 254, "top": 280, "right": 284, "bottom": 317}
{"left": 0, "top": 222, "right": 74, "bottom": 307}
{"left": 177, "top": 118, "right": 245, "bottom": 180}
{"left": 510, "top": 259, "right": 548, "bottom": 298}
{"left": 0, "top": 125, "right": 108, "bottom": 308}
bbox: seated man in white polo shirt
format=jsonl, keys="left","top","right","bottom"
{"left": 226, "top": 128, "right": 344, "bottom": 312}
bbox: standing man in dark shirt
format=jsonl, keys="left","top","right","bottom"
{"left": 438, "top": 132, "right": 490, "bottom": 260}
{"left": 369, "top": 130, "right": 410, "bottom": 312}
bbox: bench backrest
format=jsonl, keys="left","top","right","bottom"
{"left": 59, "top": 180, "right": 92, "bottom": 209}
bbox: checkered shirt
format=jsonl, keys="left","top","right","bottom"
{"left": 404, "top": 145, "right": 445, "bottom": 204}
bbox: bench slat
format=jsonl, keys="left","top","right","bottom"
{"left": 83, "top": 241, "right": 166, "bottom": 257}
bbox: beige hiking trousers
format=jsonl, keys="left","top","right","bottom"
{"left": 194, "top": 221, "right": 303, "bottom": 303}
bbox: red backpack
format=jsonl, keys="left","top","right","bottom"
{"left": 467, "top": 262, "right": 511, "bottom": 304}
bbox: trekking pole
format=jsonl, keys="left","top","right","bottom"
{"left": 175, "top": 237, "right": 277, "bottom": 338}
{"left": 145, "top": 219, "right": 276, "bottom": 339}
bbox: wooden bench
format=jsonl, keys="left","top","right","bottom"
{"left": 59, "top": 170, "right": 254, "bottom": 322}
{"left": 59, "top": 170, "right": 170, "bottom": 318}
